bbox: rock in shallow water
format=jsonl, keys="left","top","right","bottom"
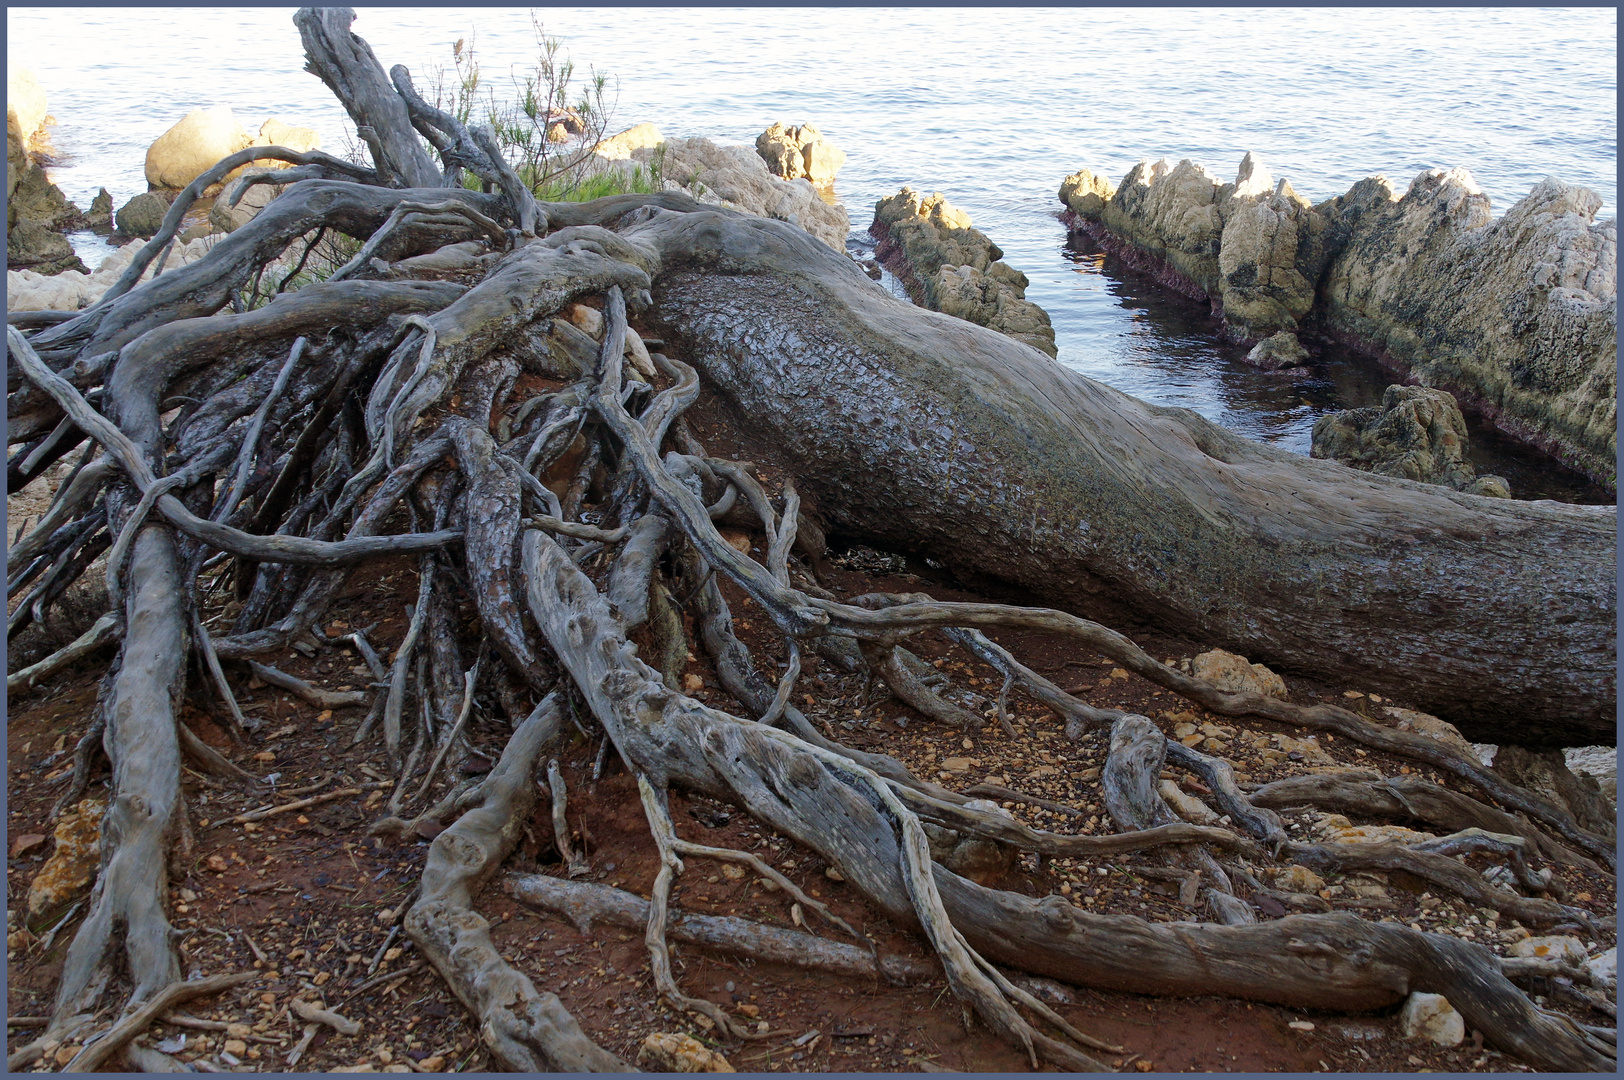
{"left": 1311, "top": 383, "right": 1510, "bottom": 496}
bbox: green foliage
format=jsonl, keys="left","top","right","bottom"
{"left": 431, "top": 14, "right": 634, "bottom": 201}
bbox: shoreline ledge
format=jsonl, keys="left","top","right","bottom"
{"left": 1059, "top": 156, "right": 1617, "bottom": 491}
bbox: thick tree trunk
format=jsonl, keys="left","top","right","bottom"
{"left": 619, "top": 208, "right": 1614, "bottom": 745}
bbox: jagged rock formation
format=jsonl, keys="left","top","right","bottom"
{"left": 1318, "top": 171, "right": 1615, "bottom": 485}
{"left": 755, "top": 122, "right": 845, "bottom": 185}
{"left": 871, "top": 187, "right": 1057, "bottom": 356}
{"left": 6, "top": 73, "right": 86, "bottom": 275}
{"left": 1311, "top": 384, "right": 1510, "bottom": 497}
{"left": 1059, "top": 154, "right": 1618, "bottom": 489}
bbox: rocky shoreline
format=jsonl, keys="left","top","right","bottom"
{"left": 1058, "top": 155, "right": 1617, "bottom": 491}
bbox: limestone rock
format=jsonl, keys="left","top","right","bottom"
{"left": 27, "top": 799, "right": 104, "bottom": 920}
{"left": 85, "top": 188, "right": 113, "bottom": 227}
{"left": 1158, "top": 780, "right": 1220, "bottom": 826}
{"left": 209, "top": 175, "right": 285, "bottom": 233}
{"left": 254, "top": 117, "right": 320, "bottom": 155}
{"left": 1586, "top": 946, "right": 1616, "bottom": 985}
{"left": 755, "top": 121, "right": 845, "bottom": 185}
{"left": 592, "top": 121, "right": 664, "bottom": 160}
{"left": 622, "top": 135, "right": 849, "bottom": 250}
{"left": 1272, "top": 865, "right": 1325, "bottom": 894}
{"left": 1398, "top": 992, "right": 1465, "bottom": 1047}
{"left": 1059, "top": 167, "right": 1116, "bottom": 221}
{"left": 1100, "top": 157, "right": 1227, "bottom": 298}
{"left": 115, "top": 190, "right": 174, "bottom": 238}
{"left": 1507, "top": 934, "right": 1587, "bottom": 961}
{"left": 1311, "top": 384, "right": 1509, "bottom": 496}
{"left": 8, "top": 112, "right": 80, "bottom": 235}
{"left": 872, "top": 187, "right": 1057, "bottom": 355}
{"left": 1245, "top": 330, "right": 1310, "bottom": 371}
{"left": 1380, "top": 707, "right": 1477, "bottom": 756}
{"left": 1490, "top": 745, "right": 1615, "bottom": 840}
{"left": 144, "top": 106, "right": 254, "bottom": 190}
{"left": 1218, "top": 170, "right": 1332, "bottom": 339}
{"left": 1563, "top": 746, "right": 1616, "bottom": 802}
{"left": 8, "top": 235, "right": 218, "bottom": 312}
{"left": 6, "top": 218, "right": 85, "bottom": 275}
{"left": 6, "top": 67, "right": 49, "bottom": 149}
{"left": 923, "top": 801, "right": 1017, "bottom": 884}
{"left": 1313, "top": 812, "right": 1434, "bottom": 846}
{"left": 1320, "top": 169, "right": 1616, "bottom": 486}
{"left": 636, "top": 1033, "right": 735, "bottom": 1072}
{"left": 1191, "top": 648, "right": 1286, "bottom": 699}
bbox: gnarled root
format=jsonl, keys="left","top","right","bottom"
{"left": 402, "top": 694, "right": 628, "bottom": 1071}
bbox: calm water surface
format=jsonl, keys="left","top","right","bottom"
{"left": 8, "top": 7, "right": 1615, "bottom": 500}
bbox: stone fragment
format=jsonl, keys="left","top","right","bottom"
{"left": 1191, "top": 648, "right": 1287, "bottom": 699}
{"left": 1507, "top": 934, "right": 1587, "bottom": 961}
{"left": 27, "top": 799, "right": 105, "bottom": 919}
{"left": 1585, "top": 946, "right": 1615, "bottom": 985}
{"left": 1245, "top": 330, "right": 1310, "bottom": 371}
{"left": 115, "top": 191, "right": 173, "bottom": 238}
{"left": 1273, "top": 865, "right": 1324, "bottom": 894}
{"left": 1380, "top": 707, "right": 1477, "bottom": 756}
{"left": 636, "top": 1032, "right": 735, "bottom": 1072}
{"left": 1398, "top": 991, "right": 1465, "bottom": 1046}
{"left": 1313, "top": 812, "right": 1434, "bottom": 846}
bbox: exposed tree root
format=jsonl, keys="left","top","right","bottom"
{"left": 6, "top": 10, "right": 1614, "bottom": 1073}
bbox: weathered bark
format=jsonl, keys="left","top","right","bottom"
{"left": 617, "top": 207, "right": 1614, "bottom": 745}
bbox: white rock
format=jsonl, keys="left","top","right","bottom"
{"left": 1399, "top": 992, "right": 1464, "bottom": 1046}
{"left": 1563, "top": 745, "right": 1616, "bottom": 802}
{"left": 7, "top": 235, "right": 220, "bottom": 312}
{"left": 1507, "top": 934, "right": 1588, "bottom": 961}
{"left": 1585, "top": 946, "right": 1615, "bottom": 985}
{"left": 1191, "top": 648, "right": 1287, "bottom": 698}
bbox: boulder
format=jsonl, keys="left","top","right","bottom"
{"left": 26, "top": 799, "right": 104, "bottom": 920}
{"left": 1310, "top": 384, "right": 1510, "bottom": 496}
{"left": 1245, "top": 330, "right": 1310, "bottom": 370}
{"left": 872, "top": 187, "right": 1057, "bottom": 355}
{"left": 636, "top": 1033, "right": 734, "bottom": 1072}
{"left": 754, "top": 121, "right": 845, "bottom": 185}
{"left": 1490, "top": 745, "right": 1615, "bottom": 840}
{"left": 1563, "top": 746, "right": 1616, "bottom": 802}
{"left": 1059, "top": 167, "right": 1116, "bottom": 221}
{"left": 1380, "top": 707, "right": 1477, "bottom": 757}
{"left": 1398, "top": 992, "right": 1465, "bottom": 1047}
{"left": 1506, "top": 934, "right": 1587, "bottom": 961}
{"left": 115, "top": 190, "right": 174, "bottom": 238}
{"left": 6, "top": 67, "right": 49, "bottom": 149}
{"left": 144, "top": 106, "right": 254, "bottom": 190}
{"left": 1320, "top": 170, "right": 1616, "bottom": 486}
{"left": 592, "top": 121, "right": 664, "bottom": 161}
{"left": 1313, "top": 812, "right": 1435, "bottom": 846}
{"left": 209, "top": 175, "right": 285, "bottom": 233}
{"left": 1190, "top": 648, "right": 1286, "bottom": 699}
{"left": 6, "top": 217, "right": 85, "bottom": 275}
{"left": 622, "top": 136, "right": 849, "bottom": 250}
{"left": 254, "top": 116, "right": 320, "bottom": 155}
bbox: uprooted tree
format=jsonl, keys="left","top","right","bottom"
{"left": 5, "top": 8, "right": 1616, "bottom": 1073}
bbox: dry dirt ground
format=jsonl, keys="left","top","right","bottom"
{"left": 5, "top": 389, "right": 1615, "bottom": 1074}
